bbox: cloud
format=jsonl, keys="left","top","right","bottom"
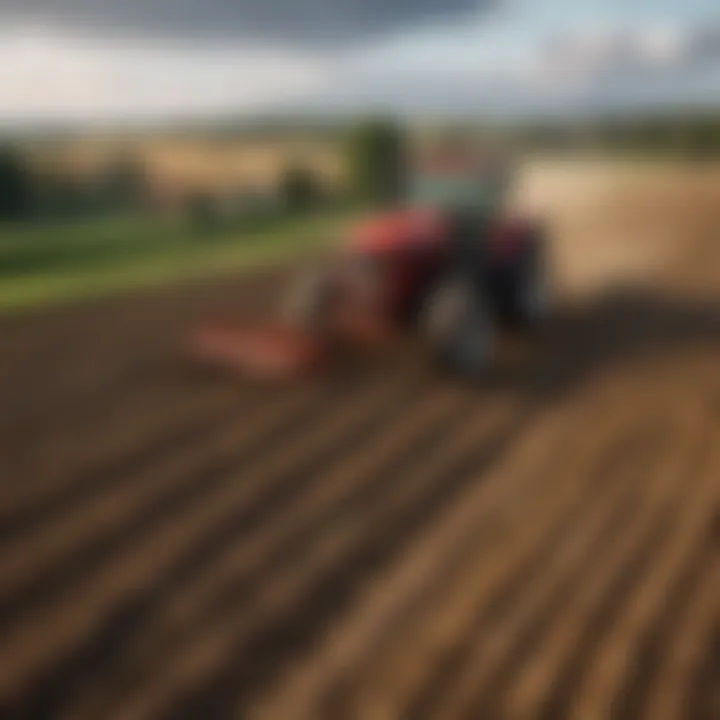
{"left": 516, "top": 24, "right": 720, "bottom": 117}
{"left": 0, "top": 29, "right": 329, "bottom": 121}
{"left": 2, "top": 0, "right": 490, "bottom": 46}
{"left": 298, "top": 19, "right": 720, "bottom": 121}
{"left": 539, "top": 23, "right": 720, "bottom": 83}
{"left": 2, "top": 7, "right": 718, "bottom": 124}
{"left": 539, "top": 26, "right": 685, "bottom": 83}
{"left": 683, "top": 26, "right": 720, "bottom": 65}
{"left": 0, "top": 0, "right": 501, "bottom": 122}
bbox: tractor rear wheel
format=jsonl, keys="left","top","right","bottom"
{"left": 511, "top": 240, "right": 550, "bottom": 329}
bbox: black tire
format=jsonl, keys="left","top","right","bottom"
{"left": 420, "top": 276, "right": 494, "bottom": 377}
{"left": 509, "top": 240, "right": 549, "bottom": 330}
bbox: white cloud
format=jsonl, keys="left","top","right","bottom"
{"left": 521, "top": 23, "right": 697, "bottom": 96}
{"left": 636, "top": 26, "right": 685, "bottom": 66}
{"left": 0, "top": 27, "right": 330, "bottom": 121}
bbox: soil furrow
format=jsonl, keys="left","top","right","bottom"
{"left": 0, "top": 373, "right": 412, "bottom": 703}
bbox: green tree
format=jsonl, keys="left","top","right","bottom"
{"left": 347, "top": 118, "right": 407, "bottom": 207}
{"left": 0, "top": 147, "right": 32, "bottom": 221}
{"left": 279, "top": 164, "right": 322, "bottom": 212}
{"left": 99, "top": 153, "right": 148, "bottom": 214}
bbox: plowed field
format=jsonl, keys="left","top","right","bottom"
{"left": 1, "top": 161, "right": 719, "bottom": 720}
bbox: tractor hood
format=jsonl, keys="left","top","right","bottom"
{"left": 350, "top": 207, "right": 446, "bottom": 255}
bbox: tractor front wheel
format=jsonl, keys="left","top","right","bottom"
{"left": 420, "top": 277, "right": 495, "bottom": 377}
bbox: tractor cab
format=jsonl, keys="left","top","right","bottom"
{"left": 343, "top": 156, "right": 517, "bottom": 320}
{"left": 407, "top": 160, "right": 512, "bottom": 216}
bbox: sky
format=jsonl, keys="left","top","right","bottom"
{"left": 1, "top": 0, "right": 720, "bottom": 124}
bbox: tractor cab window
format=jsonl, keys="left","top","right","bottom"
{"left": 408, "top": 171, "right": 506, "bottom": 215}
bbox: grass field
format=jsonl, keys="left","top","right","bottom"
{"left": 0, "top": 211, "right": 348, "bottom": 311}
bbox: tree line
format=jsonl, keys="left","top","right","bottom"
{"left": 0, "top": 119, "right": 406, "bottom": 225}
{"left": 3, "top": 112, "right": 719, "bottom": 223}
{"left": 512, "top": 113, "right": 720, "bottom": 155}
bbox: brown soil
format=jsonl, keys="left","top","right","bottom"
{"left": 1, "top": 162, "right": 718, "bottom": 720}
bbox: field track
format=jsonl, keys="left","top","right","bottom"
{"left": 1, "top": 162, "right": 719, "bottom": 719}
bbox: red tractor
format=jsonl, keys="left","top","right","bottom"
{"left": 193, "top": 158, "right": 549, "bottom": 378}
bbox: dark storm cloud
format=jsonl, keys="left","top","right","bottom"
{"left": 2, "top": 0, "right": 490, "bottom": 45}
